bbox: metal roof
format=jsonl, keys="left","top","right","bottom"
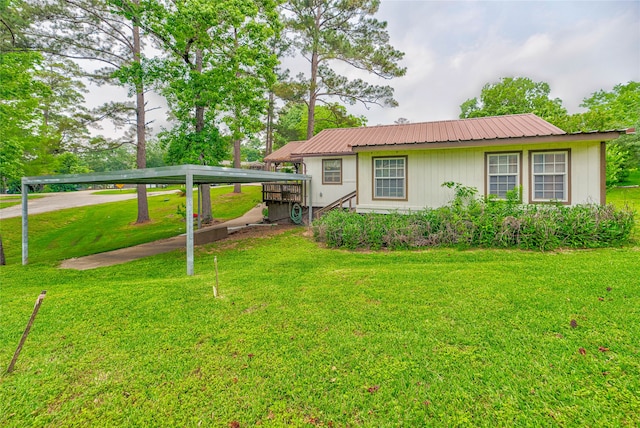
{"left": 264, "top": 141, "right": 307, "bottom": 163}
{"left": 22, "top": 164, "right": 310, "bottom": 186}
{"left": 294, "top": 114, "right": 571, "bottom": 154}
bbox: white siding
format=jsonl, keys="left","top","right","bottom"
{"left": 356, "top": 141, "right": 603, "bottom": 213}
{"left": 306, "top": 156, "right": 357, "bottom": 207}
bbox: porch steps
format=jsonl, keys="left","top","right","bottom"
{"left": 314, "top": 190, "right": 357, "bottom": 219}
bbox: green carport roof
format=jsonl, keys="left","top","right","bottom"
{"left": 22, "top": 164, "right": 310, "bottom": 186}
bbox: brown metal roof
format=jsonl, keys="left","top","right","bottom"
{"left": 264, "top": 141, "right": 306, "bottom": 163}
{"left": 295, "top": 114, "right": 567, "bottom": 155}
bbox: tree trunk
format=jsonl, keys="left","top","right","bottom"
{"left": 132, "top": 2, "right": 149, "bottom": 224}
{"left": 195, "top": 49, "right": 213, "bottom": 223}
{"left": 306, "top": 7, "right": 322, "bottom": 140}
{"left": 265, "top": 89, "right": 274, "bottom": 171}
{"left": 306, "top": 50, "right": 318, "bottom": 140}
{"left": 233, "top": 137, "right": 241, "bottom": 193}
{"left": 0, "top": 235, "right": 6, "bottom": 266}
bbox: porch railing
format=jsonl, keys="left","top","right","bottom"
{"left": 262, "top": 182, "right": 303, "bottom": 203}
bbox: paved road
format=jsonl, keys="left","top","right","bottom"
{"left": 0, "top": 189, "right": 178, "bottom": 220}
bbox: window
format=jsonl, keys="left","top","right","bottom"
{"left": 531, "top": 151, "right": 569, "bottom": 202}
{"left": 486, "top": 153, "right": 520, "bottom": 198}
{"left": 322, "top": 159, "right": 342, "bottom": 184}
{"left": 373, "top": 157, "right": 406, "bottom": 199}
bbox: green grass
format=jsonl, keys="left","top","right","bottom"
{"left": 91, "top": 185, "right": 185, "bottom": 195}
{"left": 0, "top": 185, "right": 261, "bottom": 265}
{"left": 1, "top": 230, "right": 638, "bottom": 426}
{"left": 0, "top": 186, "right": 638, "bottom": 426}
{"left": 617, "top": 169, "right": 640, "bottom": 187}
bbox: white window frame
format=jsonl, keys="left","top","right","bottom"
{"left": 322, "top": 159, "right": 342, "bottom": 185}
{"left": 530, "top": 150, "right": 570, "bottom": 203}
{"left": 373, "top": 156, "right": 407, "bottom": 200}
{"left": 486, "top": 152, "right": 521, "bottom": 199}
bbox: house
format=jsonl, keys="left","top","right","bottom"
{"left": 263, "top": 114, "right": 628, "bottom": 220}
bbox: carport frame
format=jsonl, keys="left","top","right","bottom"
{"left": 21, "top": 164, "right": 311, "bottom": 275}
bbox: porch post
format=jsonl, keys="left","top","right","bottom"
{"left": 307, "top": 179, "right": 312, "bottom": 224}
{"left": 186, "top": 173, "right": 194, "bottom": 276}
{"left": 21, "top": 179, "right": 28, "bottom": 265}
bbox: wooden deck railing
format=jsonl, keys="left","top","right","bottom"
{"left": 262, "top": 182, "right": 303, "bottom": 203}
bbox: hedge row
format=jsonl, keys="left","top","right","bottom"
{"left": 312, "top": 202, "right": 635, "bottom": 251}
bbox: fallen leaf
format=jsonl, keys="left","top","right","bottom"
{"left": 579, "top": 347, "right": 586, "bottom": 355}
{"left": 367, "top": 385, "right": 380, "bottom": 393}
{"left": 229, "top": 421, "right": 240, "bottom": 428}
{"left": 598, "top": 346, "right": 609, "bottom": 352}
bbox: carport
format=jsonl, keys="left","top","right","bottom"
{"left": 21, "top": 164, "right": 311, "bottom": 275}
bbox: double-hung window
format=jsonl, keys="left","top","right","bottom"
{"left": 373, "top": 156, "right": 406, "bottom": 199}
{"left": 486, "top": 153, "right": 520, "bottom": 198}
{"left": 322, "top": 159, "right": 342, "bottom": 184}
{"left": 531, "top": 150, "right": 570, "bottom": 202}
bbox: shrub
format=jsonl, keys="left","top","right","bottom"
{"left": 312, "top": 185, "right": 636, "bottom": 251}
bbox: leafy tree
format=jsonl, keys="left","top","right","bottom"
{"left": 578, "top": 82, "right": 640, "bottom": 131}
{"left": 241, "top": 138, "right": 264, "bottom": 162}
{"left": 460, "top": 77, "right": 568, "bottom": 125}
{"left": 22, "top": 58, "right": 92, "bottom": 177}
{"left": 0, "top": 51, "right": 48, "bottom": 192}
{"left": 48, "top": 152, "right": 90, "bottom": 191}
{"left": 281, "top": 0, "right": 405, "bottom": 139}
{"left": 131, "top": 0, "right": 279, "bottom": 218}
{"left": 81, "top": 144, "right": 135, "bottom": 172}
{"left": 562, "top": 82, "right": 640, "bottom": 185}
{"left": 0, "top": 0, "right": 30, "bottom": 49}
{"left": 30, "top": 0, "right": 154, "bottom": 223}
{"left": 273, "top": 102, "right": 366, "bottom": 148}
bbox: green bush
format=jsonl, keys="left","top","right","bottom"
{"left": 313, "top": 185, "right": 636, "bottom": 251}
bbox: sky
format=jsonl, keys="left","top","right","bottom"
{"left": 88, "top": 0, "right": 640, "bottom": 136}
{"left": 345, "top": 0, "right": 640, "bottom": 125}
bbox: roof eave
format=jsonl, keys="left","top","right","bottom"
{"left": 351, "top": 131, "right": 625, "bottom": 152}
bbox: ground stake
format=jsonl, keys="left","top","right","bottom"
{"left": 7, "top": 291, "right": 46, "bottom": 373}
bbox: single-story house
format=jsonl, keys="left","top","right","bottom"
{"left": 263, "top": 114, "right": 629, "bottom": 218}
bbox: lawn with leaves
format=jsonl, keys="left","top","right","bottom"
{"left": 0, "top": 186, "right": 638, "bottom": 426}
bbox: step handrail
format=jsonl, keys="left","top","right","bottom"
{"left": 314, "top": 190, "right": 357, "bottom": 219}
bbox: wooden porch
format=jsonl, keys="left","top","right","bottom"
{"left": 262, "top": 182, "right": 304, "bottom": 203}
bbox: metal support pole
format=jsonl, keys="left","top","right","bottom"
{"left": 186, "top": 174, "right": 194, "bottom": 276}
{"left": 21, "top": 179, "right": 28, "bottom": 265}
{"left": 197, "top": 185, "right": 202, "bottom": 230}
{"left": 307, "top": 179, "right": 313, "bottom": 224}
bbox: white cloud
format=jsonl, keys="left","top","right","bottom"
{"left": 346, "top": 0, "right": 640, "bottom": 125}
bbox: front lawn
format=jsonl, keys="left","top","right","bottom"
{"left": 1, "top": 236, "right": 639, "bottom": 425}
{"left": 1, "top": 185, "right": 638, "bottom": 426}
